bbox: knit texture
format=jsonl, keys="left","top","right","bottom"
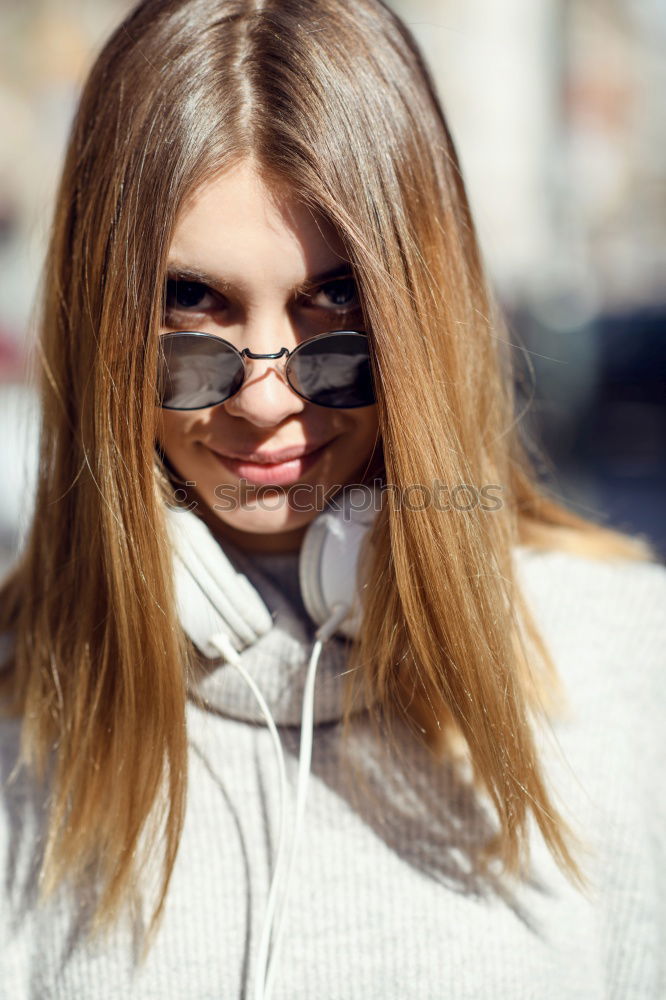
{"left": 1, "top": 544, "right": 665, "bottom": 999}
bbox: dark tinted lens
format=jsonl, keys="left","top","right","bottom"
{"left": 158, "top": 333, "right": 244, "bottom": 409}
{"left": 287, "top": 332, "right": 374, "bottom": 408}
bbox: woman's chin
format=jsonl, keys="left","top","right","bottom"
{"left": 201, "top": 498, "right": 320, "bottom": 553}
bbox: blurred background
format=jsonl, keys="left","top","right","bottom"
{"left": 0, "top": 0, "right": 664, "bottom": 576}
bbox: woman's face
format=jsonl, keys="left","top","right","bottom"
{"left": 156, "top": 158, "right": 381, "bottom": 553}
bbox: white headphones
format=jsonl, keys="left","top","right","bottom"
{"left": 164, "top": 484, "right": 382, "bottom": 1000}
{"left": 165, "top": 484, "right": 381, "bottom": 654}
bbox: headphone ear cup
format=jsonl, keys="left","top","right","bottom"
{"left": 164, "top": 504, "right": 274, "bottom": 658}
{"left": 299, "top": 487, "right": 379, "bottom": 640}
{"left": 298, "top": 515, "right": 332, "bottom": 628}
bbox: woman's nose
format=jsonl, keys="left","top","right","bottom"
{"left": 221, "top": 343, "right": 306, "bottom": 428}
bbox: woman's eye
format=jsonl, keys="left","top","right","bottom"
{"left": 164, "top": 278, "right": 220, "bottom": 313}
{"left": 308, "top": 276, "right": 361, "bottom": 312}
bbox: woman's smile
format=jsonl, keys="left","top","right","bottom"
{"left": 203, "top": 437, "right": 335, "bottom": 487}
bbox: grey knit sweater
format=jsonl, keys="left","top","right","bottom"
{"left": 1, "top": 543, "right": 665, "bottom": 999}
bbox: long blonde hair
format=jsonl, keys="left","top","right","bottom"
{"left": 0, "top": 0, "right": 658, "bottom": 961}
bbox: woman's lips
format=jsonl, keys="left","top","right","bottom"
{"left": 207, "top": 441, "right": 331, "bottom": 487}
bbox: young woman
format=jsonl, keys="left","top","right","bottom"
{"left": 1, "top": 1, "right": 664, "bottom": 997}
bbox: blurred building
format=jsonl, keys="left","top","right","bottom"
{"left": 0, "top": 0, "right": 135, "bottom": 357}
{"left": 391, "top": 0, "right": 666, "bottom": 555}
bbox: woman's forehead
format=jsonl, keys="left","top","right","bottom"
{"left": 168, "top": 161, "right": 350, "bottom": 294}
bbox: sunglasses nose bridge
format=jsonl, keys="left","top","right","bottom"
{"left": 240, "top": 346, "right": 290, "bottom": 361}
{"left": 238, "top": 345, "right": 292, "bottom": 387}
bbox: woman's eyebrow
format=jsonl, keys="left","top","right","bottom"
{"left": 165, "top": 261, "right": 354, "bottom": 295}
{"left": 294, "top": 264, "right": 354, "bottom": 294}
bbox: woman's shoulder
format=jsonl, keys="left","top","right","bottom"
{"left": 0, "top": 708, "right": 50, "bottom": 994}
{"left": 513, "top": 542, "right": 666, "bottom": 625}
{"left": 512, "top": 543, "right": 666, "bottom": 710}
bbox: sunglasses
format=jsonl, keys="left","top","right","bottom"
{"left": 157, "top": 329, "right": 375, "bottom": 410}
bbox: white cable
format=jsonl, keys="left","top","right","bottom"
{"left": 262, "top": 602, "right": 351, "bottom": 1000}
{"left": 207, "top": 633, "right": 290, "bottom": 1000}
{"left": 209, "top": 600, "right": 351, "bottom": 1000}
